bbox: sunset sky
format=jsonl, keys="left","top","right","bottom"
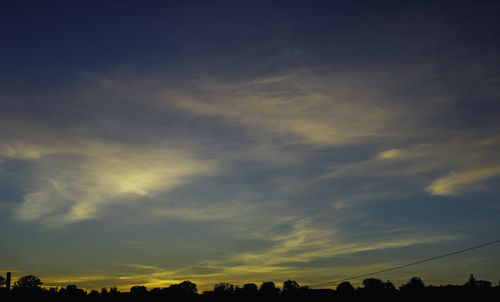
{"left": 1, "top": 1, "right": 500, "bottom": 291}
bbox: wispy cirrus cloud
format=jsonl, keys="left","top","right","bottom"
{"left": 36, "top": 218, "right": 457, "bottom": 291}
{"left": 0, "top": 118, "right": 214, "bottom": 226}
{"left": 319, "top": 133, "right": 500, "bottom": 199}
{"left": 203, "top": 219, "right": 456, "bottom": 269}
{"left": 4, "top": 67, "right": 498, "bottom": 230}
{"left": 426, "top": 166, "right": 500, "bottom": 196}
{"left": 65, "top": 70, "right": 500, "bottom": 204}
{"left": 170, "top": 72, "right": 399, "bottom": 146}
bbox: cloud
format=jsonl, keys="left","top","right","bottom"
{"left": 2, "top": 67, "right": 499, "bottom": 290}
{"left": 0, "top": 119, "right": 213, "bottom": 226}
{"left": 376, "top": 149, "right": 402, "bottom": 159}
{"left": 151, "top": 199, "right": 256, "bottom": 222}
{"left": 170, "top": 72, "right": 400, "bottom": 146}
{"left": 3, "top": 68, "right": 499, "bottom": 229}
{"left": 223, "top": 221, "right": 453, "bottom": 267}
{"left": 33, "top": 219, "right": 457, "bottom": 291}
{"left": 184, "top": 218, "right": 457, "bottom": 286}
{"left": 317, "top": 133, "right": 500, "bottom": 202}
{"left": 426, "top": 166, "right": 500, "bottom": 196}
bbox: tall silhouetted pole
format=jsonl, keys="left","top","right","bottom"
{"left": 6, "top": 272, "right": 11, "bottom": 292}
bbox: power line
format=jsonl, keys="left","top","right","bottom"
{"left": 309, "top": 238, "right": 500, "bottom": 288}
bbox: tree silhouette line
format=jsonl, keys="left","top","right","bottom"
{"left": 1, "top": 273, "right": 499, "bottom": 301}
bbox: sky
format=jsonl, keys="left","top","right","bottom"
{"left": 1, "top": 0, "right": 500, "bottom": 291}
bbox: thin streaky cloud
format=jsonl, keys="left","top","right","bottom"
{"left": 426, "top": 166, "right": 500, "bottom": 196}
{"left": 1, "top": 119, "right": 214, "bottom": 226}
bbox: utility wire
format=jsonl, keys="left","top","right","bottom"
{"left": 309, "top": 238, "right": 500, "bottom": 288}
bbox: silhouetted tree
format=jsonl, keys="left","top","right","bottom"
{"left": 360, "top": 278, "right": 396, "bottom": 301}
{"left": 60, "top": 284, "right": 86, "bottom": 300}
{"left": 10, "top": 275, "right": 43, "bottom": 299}
{"left": 337, "top": 281, "right": 355, "bottom": 297}
{"left": 109, "top": 286, "right": 119, "bottom": 295}
{"left": 384, "top": 280, "right": 396, "bottom": 290}
{"left": 399, "top": 277, "right": 426, "bottom": 301}
{"left": 213, "top": 282, "right": 235, "bottom": 296}
{"left": 465, "top": 273, "right": 478, "bottom": 288}
{"left": 2, "top": 272, "right": 500, "bottom": 302}
{"left": 461, "top": 274, "right": 495, "bottom": 301}
{"left": 477, "top": 280, "right": 492, "bottom": 288}
{"left": 235, "top": 283, "right": 258, "bottom": 298}
{"left": 166, "top": 280, "right": 198, "bottom": 300}
{"left": 149, "top": 287, "right": 167, "bottom": 299}
{"left": 0, "top": 276, "right": 5, "bottom": 286}
{"left": 259, "top": 281, "right": 280, "bottom": 297}
{"left": 400, "top": 277, "right": 425, "bottom": 292}
{"left": 282, "top": 280, "right": 300, "bottom": 293}
{"left": 282, "top": 280, "right": 309, "bottom": 298}
{"left": 178, "top": 280, "right": 197, "bottom": 295}
{"left": 13, "top": 275, "right": 42, "bottom": 288}
{"left": 130, "top": 285, "right": 147, "bottom": 295}
{"left": 362, "top": 278, "right": 385, "bottom": 290}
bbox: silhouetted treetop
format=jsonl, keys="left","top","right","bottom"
{"left": 362, "top": 278, "right": 386, "bottom": 289}
{"left": 213, "top": 282, "right": 235, "bottom": 296}
{"left": 400, "top": 277, "right": 425, "bottom": 292}
{"left": 170, "top": 280, "right": 198, "bottom": 295}
{"left": 283, "top": 280, "right": 300, "bottom": 292}
{"left": 235, "top": 283, "right": 258, "bottom": 297}
{"left": 259, "top": 281, "right": 280, "bottom": 296}
{"left": 337, "top": 281, "right": 355, "bottom": 296}
{"left": 13, "top": 275, "right": 42, "bottom": 288}
{"left": 465, "top": 273, "right": 478, "bottom": 288}
{"left": 130, "top": 285, "right": 147, "bottom": 295}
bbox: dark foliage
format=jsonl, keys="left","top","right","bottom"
{"left": 1, "top": 274, "right": 499, "bottom": 302}
{"left": 13, "top": 274, "right": 43, "bottom": 289}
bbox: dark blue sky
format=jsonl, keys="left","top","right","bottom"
{"left": 1, "top": 0, "right": 500, "bottom": 291}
